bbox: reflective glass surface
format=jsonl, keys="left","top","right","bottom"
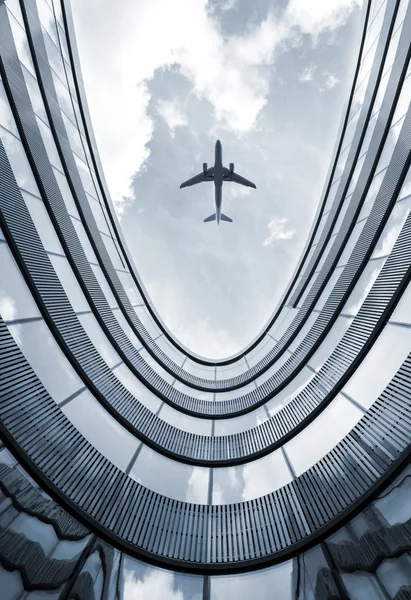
{"left": 52, "top": 166, "right": 81, "bottom": 219}
{"left": 130, "top": 445, "right": 209, "bottom": 503}
{"left": 7, "top": 319, "right": 83, "bottom": 403}
{"left": 1, "top": 124, "right": 39, "bottom": 196}
{"left": 90, "top": 263, "right": 118, "bottom": 308}
{"left": 138, "top": 348, "right": 175, "bottom": 384}
{"left": 337, "top": 219, "right": 367, "bottom": 267}
{"left": 77, "top": 312, "right": 122, "bottom": 368}
{"left": 22, "top": 190, "right": 65, "bottom": 255}
{"left": 372, "top": 194, "right": 411, "bottom": 258}
{"left": 215, "top": 357, "right": 248, "bottom": 379}
{"left": 102, "top": 234, "right": 125, "bottom": 271}
{"left": 121, "top": 556, "right": 203, "bottom": 599}
{"left": 284, "top": 393, "right": 363, "bottom": 476}
{"left": 117, "top": 270, "right": 143, "bottom": 305}
{"left": 7, "top": 9, "right": 36, "bottom": 78}
{"left": 214, "top": 405, "right": 268, "bottom": 436}
{"left": 114, "top": 363, "right": 162, "bottom": 413}
{"left": 356, "top": 167, "right": 386, "bottom": 221}
{"left": 155, "top": 334, "right": 185, "bottom": 367}
{"left": 0, "top": 81, "right": 20, "bottom": 137}
{"left": 49, "top": 253, "right": 90, "bottom": 313}
{"left": 308, "top": 315, "right": 353, "bottom": 372}
{"left": 314, "top": 266, "right": 344, "bottom": 311}
{"left": 265, "top": 365, "right": 316, "bottom": 417}
{"left": 71, "top": 216, "right": 98, "bottom": 263}
{"left": 112, "top": 308, "right": 143, "bottom": 350}
{"left": 159, "top": 403, "right": 212, "bottom": 435}
{"left": 134, "top": 305, "right": 162, "bottom": 341}
{"left": 62, "top": 388, "right": 139, "bottom": 470}
{"left": 270, "top": 307, "right": 299, "bottom": 340}
{"left": 36, "top": 115, "right": 64, "bottom": 170}
{"left": 212, "top": 449, "right": 292, "bottom": 504}
{"left": 343, "top": 255, "right": 387, "bottom": 316}
{"left": 344, "top": 322, "right": 411, "bottom": 409}
{"left": 246, "top": 335, "right": 276, "bottom": 368}
{"left": 0, "top": 242, "right": 41, "bottom": 321}
{"left": 210, "top": 560, "right": 294, "bottom": 600}
{"left": 173, "top": 379, "right": 215, "bottom": 403}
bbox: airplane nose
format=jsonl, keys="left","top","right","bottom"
{"left": 216, "top": 139, "right": 221, "bottom": 146}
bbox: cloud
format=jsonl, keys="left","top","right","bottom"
{"left": 156, "top": 98, "right": 188, "bottom": 133}
{"left": 323, "top": 72, "right": 340, "bottom": 90}
{"left": 71, "top": 0, "right": 361, "bottom": 216}
{"left": 123, "top": 568, "right": 184, "bottom": 600}
{"left": 263, "top": 216, "right": 296, "bottom": 246}
{"left": 299, "top": 65, "right": 317, "bottom": 82}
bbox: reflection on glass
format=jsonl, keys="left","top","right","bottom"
{"left": 308, "top": 315, "right": 353, "bottom": 372}
{"left": 114, "top": 363, "right": 162, "bottom": 413}
{"left": 1, "top": 125, "right": 39, "bottom": 196}
{"left": 22, "top": 190, "right": 66, "bottom": 255}
{"left": 215, "top": 357, "right": 248, "bottom": 379}
{"left": 121, "top": 555, "right": 203, "bottom": 600}
{"left": 138, "top": 348, "right": 175, "bottom": 384}
{"left": 265, "top": 365, "right": 316, "bottom": 417}
{"left": 71, "top": 216, "right": 98, "bottom": 263}
{"left": 337, "top": 220, "right": 367, "bottom": 267}
{"left": 246, "top": 336, "right": 276, "bottom": 368}
{"left": 7, "top": 319, "right": 83, "bottom": 403}
{"left": 212, "top": 450, "right": 292, "bottom": 504}
{"left": 173, "top": 379, "right": 215, "bottom": 403}
{"left": 284, "top": 393, "right": 363, "bottom": 476}
{"left": 155, "top": 334, "right": 185, "bottom": 367}
{"left": 344, "top": 322, "right": 411, "bottom": 409}
{"left": 77, "top": 312, "right": 122, "bottom": 368}
{"left": 62, "top": 389, "right": 139, "bottom": 471}
{"left": 356, "top": 167, "right": 386, "bottom": 221}
{"left": 210, "top": 561, "right": 294, "bottom": 600}
{"left": 52, "top": 166, "right": 81, "bottom": 219}
{"left": 130, "top": 445, "right": 209, "bottom": 503}
{"left": 342, "top": 256, "right": 386, "bottom": 316}
{"left": 314, "top": 266, "right": 344, "bottom": 311}
{"left": 0, "top": 243, "right": 41, "bottom": 321}
{"left": 372, "top": 195, "right": 411, "bottom": 258}
{"left": 270, "top": 307, "right": 299, "bottom": 340}
{"left": 214, "top": 406, "right": 268, "bottom": 436}
{"left": 117, "top": 271, "right": 142, "bottom": 306}
{"left": 134, "top": 305, "right": 162, "bottom": 341}
{"left": 90, "top": 264, "right": 118, "bottom": 308}
{"left": 7, "top": 9, "right": 36, "bottom": 77}
{"left": 49, "top": 253, "right": 90, "bottom": 313}
{"left": 159, "top": 403, "right": 212, "bottom": 435}
{"left": 0, "top": 81, "right": 20, "bottom": 136}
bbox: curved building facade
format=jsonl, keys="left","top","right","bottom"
{"left": 1, "top": 0, "right": 411, "bottom": 597}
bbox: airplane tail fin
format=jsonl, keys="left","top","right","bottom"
{"left": 221, "top": 213, "right": 233, "bottom": 223}
{"left": 204, "top": 213, "right": 216, "bottom": 223}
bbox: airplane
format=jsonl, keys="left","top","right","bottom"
{"left": 179, "top": 140, "right": 256, "bottom": 224}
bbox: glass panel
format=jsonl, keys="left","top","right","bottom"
{"left": 212, "top": 449, "right": 292, "bottom": 504}
{"left": 312, "top": 212, "right": 328, "bottom": 245}
{"left": 7, "top": 319, "right": 83, "bottom": 403}
{"left": 102, "top": 234, "right": 125, "bottom": 271}
{"left": 74, "top": 153, "right": 97, "bottom": 198}
{"left": 390, "top": 278, "right": 411, "bottom": 326}
{"left": 90, "top": 264, "right": 118, "bottom": 308}
{"left": 254, "top": 352, "right": 289, "bottom": 387}
{"left": 270, "top": 307, "right": 299, "bottom": 340}
{"left": 117, "top": 271, "right": 143, "bottom": 305}
{"left": 288, "top": 313, "right": 318, "bottom": 353}
{"left": 246, "top": 336, "right": 276, "bottom": 368}
{"left": 314, "top": 265, "right": 344, "bottom": 311}
{"left": 130, "top": 445, "right": 209, "bottom": 503}
{"left": 121, "top": 556, "right": 203, "bottom": 599}
{"left": 0, "top": 81, "right": 20, "bottom": 137}
{"left": 175, "top": 356, "right": 214, "bottom": 380}
{"left": 89, "top": 197, "right": 111, "bottom": 236}
{"left": 1, "top": 124, "right": 39, "bottom": 196}
{"left": 397, "top": 164, "right": 411, "bottom": 203}
{"left": 77, "top": 312, "right": 121, "bottom": 368}
{"left": 114, "top": 363, "right": 162, "bottom": 413}
{"left": 284, "top": 393, "right": 363, "bottom": 476}
{"left": 372, "top": 195, "right": 411, "bottom": 258}
{"left": 342, "top": 256, "right": 387, "bottom": 316}
{"left": 377, "top": 114, "right": 406, "bottom": 173}
{"left": 393, "top": 67, "right": 411, "bottom": 124}
{"left": 138, "top": 348, "right": 175, "bottom": 384}
{"left": 22, "top": 65, "right": 48, "bottom": 123}
{"left": 215, "top": 357, "right": 248, "bottom": 380}
{"left": 134, "top": 305, "right": 162, "bottom": 341}
{"left": 341, "top": 573, "right": 387, "bottom": 599}
{"left": 21, "top": 190, "right": 65, "bottom": 255}
{"left": 155, "top": 334, "right": 185, "bottom": 367}
{"left": 265, "top": 366, "right": 316, "bottom": 417}
{"left": 36, "top": 115, "right": 64, "bottom": 170}
{"left": 0, "top": 243, "right": 41, "bottom": 321}
{"left": 210, "top": 561, "right": 294, "bottom": 600}
{"left": 215, "top": 380, "right": 257, "bottom": 401}
{"left": 356, "top": 167, "right": 386, "bottom": 221}
{"left": 308, "top": 315, "right": 354, "bottom": 372}
{"left": 48, "top": 253, "right": 89, "bottom": 313}
{"left": 70, "top": 216, "right": 98, "bottom": 263}
{"left": 62, "top": 388, "right": 139, "bottom": 471}
{"left": 337, "top": 219, "right": 367, "bottom": 267}
{"left": 347, "top": 153, "right": 366, "bottom": 196}
{"left": 113, "top": 308, "right": 143, "bottom": 350}
{"left": 52, "top": 166, "right": 81, "bottom": 219}
{"left": 159, "top": 403, "right": 212, "bottom": 436}
{"left": 36, "top": 0, "right": 59, "bottom": 46}
{"left": 214, "top": 406, "right": 268, "bottom": 436}
{"left": 61, "top": 108, "right": 86, "bottom": 161}
{"left": 173, "top": 379, "right": 215, "bottom": 403}
{"left": 344, "top": 322, "right": 411, "bottom": 409}
{"left": 7, "top": 10, "right": 36, "bottom": 77}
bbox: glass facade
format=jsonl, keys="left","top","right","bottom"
{"left": 0, "top": 0, "right": 411, "bottom": 597}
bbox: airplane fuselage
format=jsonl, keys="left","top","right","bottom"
{"left": 213, "top": 140, "right": 223, "bottom": 224}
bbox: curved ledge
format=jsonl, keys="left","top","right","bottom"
{"left": 1, "top": 315, "right": 411, "bottom": 573}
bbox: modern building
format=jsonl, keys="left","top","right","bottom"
{"left": 0, "top": 0, "right": 410, "bottom": 597}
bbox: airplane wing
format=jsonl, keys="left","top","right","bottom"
{"left": 180, "top": 168, "right": 214, "bottom": 189}
{"left": 223, "top": 167, "right": 256, "bottom": 189}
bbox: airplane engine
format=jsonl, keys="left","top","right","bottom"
{"left": 203, "top": 162, "right": 208, "bottom": 175}
{"left": 229, "top": 163, "right": 234, "bottom": 174}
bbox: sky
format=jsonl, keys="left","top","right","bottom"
{"left": 70, "top": 0, "right": 363, "bottom": 359}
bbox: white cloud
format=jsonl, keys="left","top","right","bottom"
{"left": 299, "top": 65, "right": 317, "bottom": 82}
{"left": 323, "top": 72, "right": 340, "bottom": 89}
{"left": 72, "top": 0, "right": 361, "bottom": 215}
{"left": 156, "top": 98, "right": 188, "bottom": 132}
{"left": 263, "top": 216, "right": 296, "bottom": 246}
{"left": 123, "top": 568, "right": 184, "bottom": 600}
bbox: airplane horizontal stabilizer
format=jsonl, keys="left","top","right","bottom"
{"left": 204, "top": 213, "right": 216, "bottom": 222}
{"left": 221, "top": 213, "right": 233, "bottom": 223}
